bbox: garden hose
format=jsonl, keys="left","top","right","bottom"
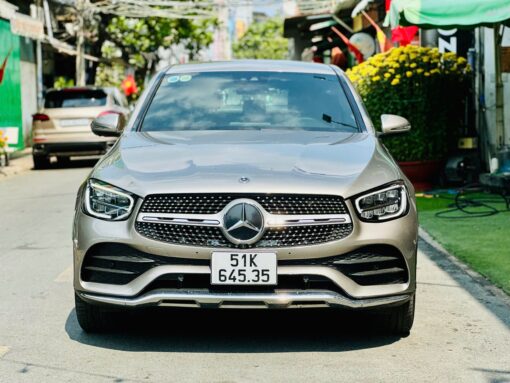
{"left": 423, "top": 184, "right": 510, "bottom": 219}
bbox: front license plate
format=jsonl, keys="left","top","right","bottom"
{"left": 211, "top": 252, "right": 277, "bottom": 285}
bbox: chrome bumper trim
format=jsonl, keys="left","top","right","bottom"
{"left": 79, "top": 265, "right": 411, "bottom": 299}
{"left": 79, "top": 289, "right": 411, "bottom": 309}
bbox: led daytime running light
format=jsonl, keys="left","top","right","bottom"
{"left": 84, "top": 180, "right": 135, "bottom": 221}
{"left": 354, "top": 184, "right": 407, "bottom": 222}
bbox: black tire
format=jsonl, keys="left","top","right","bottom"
{"left": 33, "top": 155, "right": 50, "bottom": 170}
{"left": 75, "top": 293, "right": 117, "bottom": 333}
{"left": 379, "top": 294, "right": 415, "bottom": 336}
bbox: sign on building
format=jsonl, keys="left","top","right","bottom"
{"left": 437, "top": 28, "right": 474, "bottom": 57}
{"left": 10, "top": 13, "right": 44, "bottom": 40}
{"left": 0, "top": 18, "right": 24, "bottom": 152}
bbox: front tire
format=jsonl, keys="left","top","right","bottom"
{"left": 381, "top": 294, "right": 415, "bottom": 336}
{"left": 75, "top": 293, "right": 117, "bottom": 333}
{"left": 33, "top": 155, "right": 50, "bottom": 170}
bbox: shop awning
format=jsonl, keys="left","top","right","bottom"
{"left": 387, "top": 0, "right": 510, "bottom": 29}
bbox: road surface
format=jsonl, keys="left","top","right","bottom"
{"left": 0, "top": 163, "right": 509, "bottom": 382}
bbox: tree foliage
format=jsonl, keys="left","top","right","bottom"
{"left": 232, "top": 18, "right": 288, "bottom": 60}
{"left": 105, "top": 16, "right": 216, "bottom": 67}
{"left": 96, "top": 16, "right": 216, "bottom": 96}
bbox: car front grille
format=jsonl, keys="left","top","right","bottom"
{"left": 135, "top": 221, "right": 353, "bottom": 248}
{"left": 140, "top": 193, "right": 349, "bottom": 215}
{"left": 136, "top": 193, "right": 353, "bottom": 248}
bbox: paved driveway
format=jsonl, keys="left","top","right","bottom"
{"left": 0, "top": 165, "right": 509, "bottom": 382}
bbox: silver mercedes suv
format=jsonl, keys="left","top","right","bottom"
{"left": 73, "top": 61, "right": 418, "bottom": 334}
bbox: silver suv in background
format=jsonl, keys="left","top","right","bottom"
{"left": 32, "top": 87, "right": 129, "bottom": 169}
{"left": 73, "top": 61, "right": 418, "bottom": 335}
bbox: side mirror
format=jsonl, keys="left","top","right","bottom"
{"left": 379, "top": 114, "right": 411, "bottom": 136}
{"left": 91, "top": 111, "right": 126, "bottom": 137}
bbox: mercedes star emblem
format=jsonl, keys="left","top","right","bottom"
{"left": 222, "top": 200, "right": 264, "bottom": 245}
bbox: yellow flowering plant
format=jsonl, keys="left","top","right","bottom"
{"left": 347, "top": 45, "right": 471, "bottom": 161}
{"left": 0, "top": 131, "right": 7, "bottom": 149}
{"left": 0, "top": 131, "right": 8, "bottom": 167}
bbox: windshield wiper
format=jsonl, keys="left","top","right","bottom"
{"left": 322, "top": 114, "right": 358, "bottom": 130}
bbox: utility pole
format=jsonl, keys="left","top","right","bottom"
{"left": 75, "top": 0, "right": 86, "bottom": 86}
{"left": 215, "top": 0, "right": 231, "bottom": 60}
{"left": 34, "top": 0, "right": 43, "bottom": 109}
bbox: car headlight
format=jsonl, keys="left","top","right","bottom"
{"left": 354, "top": 183, "right": 408, "bottom": 222}
{"left": 84, "top": 179, "right": 135, "bottom": 221}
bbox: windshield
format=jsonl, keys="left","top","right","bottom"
{"left": 140, "top": 71, "right": 359, "bottom": 132}
{"left": 44, "top": 89, "right": 107, "bottom": 108}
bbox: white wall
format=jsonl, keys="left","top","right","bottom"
{"left": 482, "top": 26, "right": 510, "bottom": 149}
{"left": 20, "top": 60, "right": 37, "bottom": 146}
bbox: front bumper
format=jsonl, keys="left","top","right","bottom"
{"left": 33, "top": 141, "right": 114, "bottom": 157}
{"left": 73, "top": 198, "right": 418, "bottom": 310}
{"left": 78, "top": 289, "right": 412, "bottom": 309}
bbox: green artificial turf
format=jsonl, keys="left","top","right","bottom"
{"left": 416, "top": 192, "right": 510, "bottom": 295}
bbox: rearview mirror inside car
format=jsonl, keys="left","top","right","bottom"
{"left": 380, "top": 114, "right": 411, "bottom": 136}
{"left": 91, "top": 112, "right": 126, "bottom": 137}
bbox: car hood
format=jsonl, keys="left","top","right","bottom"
{"left": 92, "top": 130, "right": 403, "bottom": 198}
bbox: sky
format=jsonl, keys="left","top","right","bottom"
{"left": 253, "top": 0, "right": 283, "bottom": 17}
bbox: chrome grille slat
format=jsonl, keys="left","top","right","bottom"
{"left": 333, "top": 255, "right": 396, "bottom": 265}
{"left": 349, "top": 267, "right": 405, "bottom": 277}
{"left": 92, "top": 255, "right": 155, "bottom": 263}
{"left": 84, "top": 266, "right": 135, "bottom": 275}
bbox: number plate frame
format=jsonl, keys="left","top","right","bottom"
{"left": 210, "top": 252, "right": 277, "bottom": 286}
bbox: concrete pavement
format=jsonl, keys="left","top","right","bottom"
{"left": 0, "top": 164, "right": 509, "bottom": 382}
{"left": 0, "top": 149, "right": 33, "bottom": 179}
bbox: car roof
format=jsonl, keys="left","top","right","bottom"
{"left": 166, "top": 60, "right": 338, "bottom": 75}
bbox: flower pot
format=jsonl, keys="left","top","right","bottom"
{"left": 398, "top": 160, "right": 442, "bottom": 191}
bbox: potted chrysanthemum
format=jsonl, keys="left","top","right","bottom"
{"left": 347, "top": 45, "right": 471, "bottom": 189}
